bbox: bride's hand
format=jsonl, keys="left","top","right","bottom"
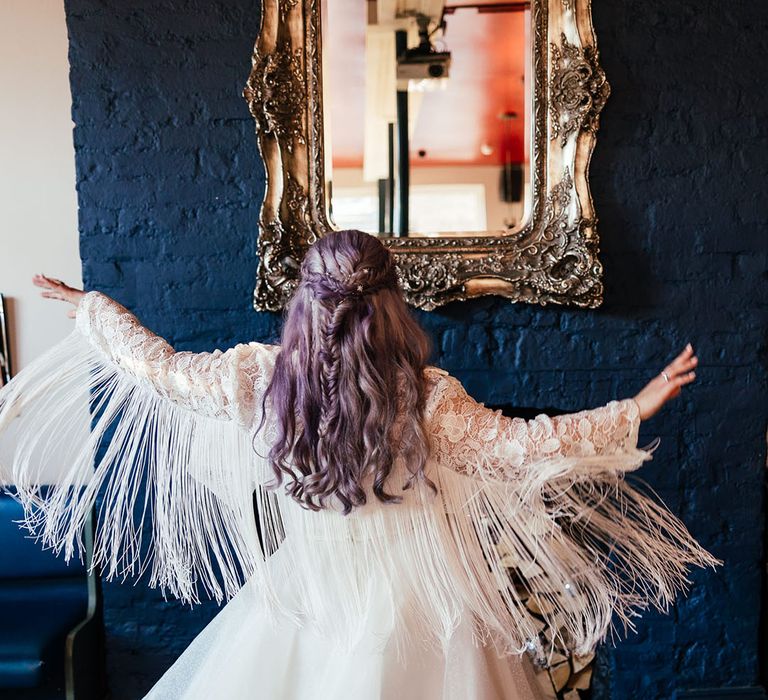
{"left": 633, "top": 344, "right": 698, "bottom": 421}
{"left": 32, "top": 274, "right": 86, "bottom": 319}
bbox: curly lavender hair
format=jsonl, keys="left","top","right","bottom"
{"left": 257, "top": 229, "right": 432, "bottom": 514}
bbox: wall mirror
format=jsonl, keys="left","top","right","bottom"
{"left": 244, "top": 0, "right": 610, "bottom": 311}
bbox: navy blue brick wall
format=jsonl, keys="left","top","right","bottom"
{"left": 64, "top": 0, "right": 768, "bottom": 698}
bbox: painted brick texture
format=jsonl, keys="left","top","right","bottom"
{"left": 63, "top": 0, "right": 768, "bottom": 697}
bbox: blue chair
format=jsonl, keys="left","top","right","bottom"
{"left": 0, "top": 490, "right": 106, "bottom": 699}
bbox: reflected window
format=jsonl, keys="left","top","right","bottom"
{"left": 332, "top": 183, "right": 487, "bottom": 235}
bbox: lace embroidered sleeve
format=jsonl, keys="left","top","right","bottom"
{"left": 428, "top": 373, "right": 641, "bottom": 481}
{"left": 75, "top": 291, "right": 275, "bottom": 424}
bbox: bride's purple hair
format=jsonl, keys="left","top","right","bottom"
{"left": 257, "top": 230, "right": 432, "bottom": 514}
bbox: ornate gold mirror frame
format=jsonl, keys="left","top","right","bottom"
{"left": 244, "top": 0, "right": 609, "bottom": 311}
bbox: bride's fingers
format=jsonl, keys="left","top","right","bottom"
{"left": 41, "top": 290, "right": 70, "bottom": 302}
{"left": 671, "top": 343, "right": 695, "bottom": 365}
{"left": 670, "top": 345, "right": 693, "bottom": 367}
{"left": 33, "top": 274, "right": 66, "bottom": 291}
{"left": 664, "top": 371, "right": 695, "bottom": 398}
{"left": 664, "top": 351, "right": 698, "bottom": 380}
{"left": 668, "top": 356, "right": 698, "bottom": 378}
{"left": 32, "top": 275, "right": 54, "bottom": 289}
{"left": 668, "top": 345, "right": 694, "bottom": 371}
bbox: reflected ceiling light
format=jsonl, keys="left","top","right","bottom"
{"left": 480, "top": 143, "right": 494, "bottom": 156}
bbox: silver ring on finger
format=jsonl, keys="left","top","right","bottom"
{"left": 661, "top": 370, "right": 671, "bottom": 383}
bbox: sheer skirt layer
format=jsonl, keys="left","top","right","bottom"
{"left": 144, "top": 541, "right": 547, "bottom": 700}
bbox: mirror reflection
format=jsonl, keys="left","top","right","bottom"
{"left": 322, "top": 0, "right": 531, "bottom": 237}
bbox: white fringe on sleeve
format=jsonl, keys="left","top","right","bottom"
{"left": 0, "top": 330, "right": 269, "bottom": 606}
{"left": 429, "top": 451, "right": 721, "bottom": 660}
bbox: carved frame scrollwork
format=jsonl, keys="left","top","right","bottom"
{"left": 244, "top": 0, "right": 610, "bottom": 311}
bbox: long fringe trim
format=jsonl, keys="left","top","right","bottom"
{"left": 431, "top": 460, "right": 721, "bottom": 660}
{"left": 0, "top": 330, "right": 721, "bottom": 660}
{"left": 0, "top": 331, "right": 272, "bottom": 607}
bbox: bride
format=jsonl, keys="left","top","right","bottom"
{"left": 1, "top": 229, "right": 718, "bottom": 699}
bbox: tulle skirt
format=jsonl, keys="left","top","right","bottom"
{"left": 144, "top": 558, "right": 546, "bottom": 700}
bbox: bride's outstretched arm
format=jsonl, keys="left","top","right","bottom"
{"left": 78, "top": 291, "right": 277, "bottom": 422}
{"left": 431, "top": 381, "right": 642, "bottom": 480}
{"left": 429, "top": 346, "right": 698, "bottom": 481}
{"left": 32, "top": 275, "right": 275, "bottom": 424}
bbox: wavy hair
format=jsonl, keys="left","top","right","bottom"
{"left": 256, "top": 229, "right": 432, "bottom": 514}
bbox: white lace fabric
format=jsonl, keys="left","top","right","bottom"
{"left": 426, "top": 372, "right": 640, "bottom": 481}
{"left": 0, "top": 290, "right": 719, "bottom": 661}
{"left": 76, "top": 291, "right": 276, "bottom": 424}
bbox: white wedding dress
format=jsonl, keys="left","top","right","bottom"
{"left": 0, "top": 292, "right": 718, "bottom": 699}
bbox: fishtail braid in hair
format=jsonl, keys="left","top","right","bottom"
{"left": 259, "top": 229, "right": 432, "bottom": 514}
